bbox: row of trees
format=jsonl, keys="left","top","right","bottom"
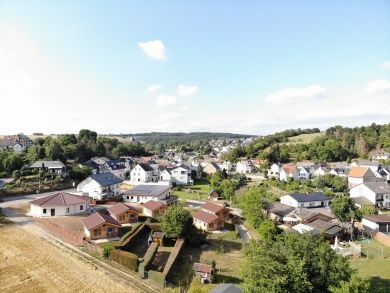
{"left": 208, "top": 170, "right": 247, "bottom": 201}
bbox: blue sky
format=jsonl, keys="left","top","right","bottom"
{"left": 0, "top": 1, "right": 389, "bottom": 135}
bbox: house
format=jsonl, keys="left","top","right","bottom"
{"left": 168, "top": 165, "right": 193, "bottom": 185}
{"left": 351, "top": 160, "right": 380, "bottom": 175}
{"left": 203, "top": 162, "right": 220, "bottom": 174}
{"left": 267, "top": 163, "right": 281, "bottom": 178}
{"left": 77, "top": 172, "right": 123, "bottom": 200}
{"left": 200, "top": 201, "right": 230, "bottom": 220}
{"left": 306, "top": 219, "right": 343, "bottom": 242}
{"left": 29, "top": 192, "right": 89, "bottom": 217}
{"left": 142, "top": 200, "right": 166, "bottom": 218}
{"left": 292, "top": 223, "right": 320, "bottom": 235}
{"left": 236, "top": 161, "right": 254, "bottom": 174}
{"left": 312, "top": 166, "right": 330, "bottom": 177}
{"left": 279, "top": 164, "right": 299, "bottom": 181}
{"left": 130, "top": 163, "right": 156, "bottom": 183}
{"left": 291, "top": 208, "right": 334, "bottom": 224}
{"left": 264, "top": 202, "right": 295, "bottom": 223}
{"left": 159, "top": 169, "right": 173, "bottom": 184}
{"left": 347, "top": 167, "right": 377, "bottom": 188}
{"left": 0, "top": 133, "right": 33, "bottom": 152}
{"left": 211, "top": 284, "right": 243, "bottom": 293}
{"left": 370, "top": 150, "right": 390, "bottom": 161}
{"left": 349, "top": 181, "right": 390, "bottom": 208}
{"left": 107, "top": 202, "right": 139, "bottom": 224}
{"left": 193, "top": 210, "right": 224, "bottom": 231}
{"left": 152, "top": 231, "right": 165, "bottom": 246}
{"left": 30, "top": 160, "right": 67, "bottom": 177}
{"left": 82, "top": 212, "right": 121, "bottom": 240}
{"left": 193, "top": 262, "right": 213, "bottom": 284}
{"left": 101, "top": 159, "right": 127, "bottom": 179}
{"left": 122, "top": 184, "right": 174, "bottom": 204}
{"left": 297, "top": 167, "right": 311, "bottom": 180}
{"left": 280, "top": 193, "right": 330, "bottom": 208}
{"left": 362, "top": 215, "right": 390, "bottom": 233}
{"left": 208, "top": 190, "right": 220, "bottom": 201}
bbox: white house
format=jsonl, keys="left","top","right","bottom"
{"left": 130, "top": 163, "right": 155, "bottom": 183}
{"left": 312, "top": 166, "right": 330, "bottom": 177}
{"left": 168, "top": 165, "right": 193, "bottom": 185}
{"left": 280, "top": 193, "right": 330, "bottom": 208}
{"left": 77, "top": 172, "right": 123, "bottom": 200}
{"left": 123, "top": 184, "right": 173, "bottom": 204}
{"left": 279, "top": 164, "right": 300, "bottom": 181}
{"left": 349, "top": 181, "right": 390, "bottom": 208}
{"left": 236, "top": 161, "right": 254, "bottom": 174}
{"left": 347, "top": 167, "right": 377, "bottom": 188}
{"left": 159, "top": 169, "right": 173, "bottom": 183}
{"left": 29, "top": 192, "right": 89, "bottom": 217}
{"left": 362, "top": 215, "right": 390, "bottom": 233}
{"left": 297, "top": 167, "right": 311, "bottom": 180}
{"left": 268, "top": 163, "right": 281, "bottom": 178}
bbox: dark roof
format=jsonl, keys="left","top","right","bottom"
{"left": 193, "top": 262, "right": 213, "bottom": 274}
{"left": 265, "top": 202, "right": 295, "bottom": 217}
{"left": 105, "top": 159, "right": 126, "bottom": 170}
{"left": 194, "top": 210, "right": 220, "bottom": 224}
{"left": 30, "top": 193, "right": 89, "bottom": 207}
{"left": 143, "top": 200, "right": 166, "bottom": 211}
{"left": 211, "top": 284, "right": 243, "bottom": 293}
{"left": 82, "top": 212, "right": 121, "bottom": 230}
{"left": 138, "top": 163, "right": 154, "bottom": 172}
{"left": 293, "top": 208, "right": 333, "bottom": 221}
{"left": 363, "top": 215, "right": 390, "bottom": 223}
{"left": 307, "top": 219, "right": 342, "bottom": 235}
{"left": 107, "top": 203, "right": 139, "bottom": 216}
{"left": 123, "top": 184, "right": 171, "bottom": 197}
{"left": 90, "top": 172, "right": 123, "bottom": 186}
{"left": 288, "top": 192, "right": 329, "bottom": 202}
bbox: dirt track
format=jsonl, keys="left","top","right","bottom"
{"left": 0, "top": 225, "right": 138, "bottom": 293}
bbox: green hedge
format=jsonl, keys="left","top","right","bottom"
{"left": 139, "top": 242, "right": 158, "bottom": 278}
{"left": 120, "top": 224, "right": 147, "bottom": 251}
{"left": 163, "top": 238, "right": 185, "bottom": 279}
{"left": 109, "top": 249, "right": 139, "bottom": 271}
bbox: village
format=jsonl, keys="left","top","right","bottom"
{"left": 0, "top": 131, "right": 389, "bottom": 293}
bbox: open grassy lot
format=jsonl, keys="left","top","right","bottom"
{"left": 285, "top": 132, "right": 324, "bottom": 144}
{"left": 350, "top": 239, "right": 390, "bottom": 293}
{"left": 171, "top": 179, "right": 211, "bottom": 200}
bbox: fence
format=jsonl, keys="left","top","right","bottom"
{"left": 36, "top": 218, "right": 85, "bottom": 246}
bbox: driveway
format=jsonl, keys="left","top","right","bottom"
{"left": 181, "top": 199, "right": 205, "bottom": 208}
{"left": 235, "top": 224, "right": 252, "bottom": 242}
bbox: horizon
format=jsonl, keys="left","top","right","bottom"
{"left": 1, "top": 1, "right": 389, "bottom": 135}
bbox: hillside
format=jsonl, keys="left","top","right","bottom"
{"left": 285, "top": 132, "right": 325, "bottom": 145}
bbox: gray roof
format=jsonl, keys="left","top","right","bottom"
{"left": 123, "top": 184, "right": 171, "bottom": 197}
{"left": 138, "top": 163, "right": 154, "bottom": 172}
{"left": 307, "top": 219, "right": 342, "bottom": 235}
{"left": 90, "top": 172, "right": 123, "bottom": 186}
{"left": 288, "top": 192, "right": 329, "bottom": 202}
{"left": 30, "top": 160, "right": 65, "bottom": 169}
{"left": 352, "top": 196, "right": 374, "bottom": 206}
{"left": 265, "top": 202, "right": 295, "bottom": 217}
{"left": 211, "top": 284, "right": 243, "bottom": 293}
{"left": 363, "top": 181, "right": 390, "bottom": 194}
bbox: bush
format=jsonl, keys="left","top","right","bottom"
{"left": 0, "top": 172, "right": 8, "bottom": 178}
{"left": 109, "top": 249, "right": 139, "bottom": 271}
{"left": 12, "top": 170, "right": 21, "bottom": 179}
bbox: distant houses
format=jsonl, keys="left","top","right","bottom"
{"left": 0, "top": 133, "right": 33, "bottom": 152}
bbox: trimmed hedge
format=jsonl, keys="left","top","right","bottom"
{"left": 148, "top": 270, "right": 165, "bottom": 286}
{"left": 139, "top": 242, "right": 158, "bottom": 278}
{"left": 120, "top": 224, "right": 148, "bottom": 251}
{"left": 109, "top": 249, "right": 139, "bottom": 271}
{"left": 163, "top": 238, "right": 185, "bottom": 278}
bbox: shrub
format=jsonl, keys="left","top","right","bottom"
{"left": 109, "top": 249, "right": 139, "bottom": 271}
{"left": 0, "top": 172, "right": 8, "bottom": 178}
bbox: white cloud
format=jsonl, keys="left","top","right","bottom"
{"left": 156, "top": 112, "right": 182, "bottom": 122}
{"left": 138, "top": 40, "right": 167, "bottom": 60}
{"left": 176, "top": 84, "right": 199, "bottom": 96}
{"left": 265, "top": 84, "right": 327, "bottom": 103}
{"left": 379, "top": 61, "right": 390, "bottom": 69}
{"left": 157, "top": 94, "right": 177, "bottom": 106}
{"left": 365, "top": 79, "right": 390, "bottom": 93}
{"left": 146, "top": 84, "right": 161, "bottom": 95}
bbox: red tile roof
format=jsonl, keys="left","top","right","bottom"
{"left": 282, "top": 163, "right": 297, "bottom": 174}
{"left": 194, "top": 210, "right": 220, "bottom": 224}
{"left": 201, "top": 201, "right": 225, "bottom": 214}
{"left": 143, "top": 200, "right": 166, "bottom": 211}
{"left": 348, "top": 167, "right": 369, "bottom": 178}
{"left": 82, "top": 212, "right": 121, "bottom": 230}
{"left": 193, "top": 262, "right": 213, "bottom": 274}
{"left": 29, "top": 192, "right": 89, "bottom": 207}
{"left": 107, "top": 202, "right": 139, "bottom": 216}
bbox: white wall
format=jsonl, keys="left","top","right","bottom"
{"left": 30, "top": 202, "right": 89, "bottom": 217}
{"left": 123, "top": 190, "right": 170, "bottom": 203}
{"left": 362, "top": 218, "right": 379, "bottom": 231}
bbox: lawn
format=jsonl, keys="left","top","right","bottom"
{"left": 172, "top": 179, "right": 211, "bottom": 200}
{"left": 350, "top": 239, "right": 390, "bottom": 293}
{"left": 285, "top": 132, "right": 324, "bottom": 144}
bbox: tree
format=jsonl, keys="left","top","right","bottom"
{"left": 69, "top": 166, "right": 92, "bottom": 182}
{"left": 330, "top": 196, "right": 362, "bottom": 240}
{"left": 78, "top": 129, "right": 97, "bottom": 142}
{"left": 240, "top": 233, "right": 353, "bottom": 293}
{"left": 258, "top": 219, "right": 281, "bottom": 241}
{"left": 239, "top": 187, "right": 267, "bottom": 229}
{"left": 160, "top": 205, "right": 193, "bottom": 238}
{"left": 329, "top": 275, "right": 369, "bottom": 293}
{"left": 360, "top": 204, "right": 378, "bottom": 216}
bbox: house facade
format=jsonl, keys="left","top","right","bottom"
{"left": 193, "top": 210, "right": 224, "bottom": 231}
{"left": 347, "top": 167, "right": 377, "bottom": 188}
{"left": 107, "top": 202, "right": 139, "bottom": 224}
{"left": 236, "top": 161, "right": 254, "bottom": 174}
{"left": 350, "top": 181, "right": 390, "bottom": 208}
{"left": 122, "top": 184, "right": 172, "bottom": 203}
{"left": 30, "top": 160, "right": 67, "bottom": 177}
{"left": 77, "top": 172, "right": 123, "bottom": 200}
{"left": 82, "top": 212, "right": 121, "bottom": 240}
{"left": 142, "top": 200, "right": 166, "bottom": 218}
{"left": 280, "top": 193, "right": 330, "bottom": 208}
{"left": 279, "top": 164, "right": 300, "bottom": 181}
{"left": 130, "top": 163, "right": 155, "bottom": 183}
{"left": 203, "top": 162, "right": 220, "bottom": 175}
{"left": 168, "top": 166, "right": 193, "bottom": 185}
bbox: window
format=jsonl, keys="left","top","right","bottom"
{"left": 66, "top": 207, "right": 70, "bottom": 213}
{"left": 300, "top": 203, "right": 304, "bottom": 207}
{"left": 80, "top": 205, "right": 83, "bottom": 210}
{"left": 127, "top": 196, "right": 129, "bottom": 199}
{"left": 43, "top": 209, "right": 47, "bottom": 214}
{"left": 94, "top": 229, "right": 101, "bottom": 236}
{"left": 108, "top": 227, "right": 113, "bottom": 233}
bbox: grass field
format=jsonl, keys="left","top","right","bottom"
{"left": 171, "top": 179, "right": 211, "bottom": 200}
{"left": 350, "top": 239, "right": 390, "bottom": 293}
{"left": 284, "top": 132, "right": 324, "bottom": 145}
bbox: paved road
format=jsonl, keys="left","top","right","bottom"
{"left": 0, "top": 188, "right": 76, "bottom": 208}
{"left": 235, "top": 224, "right": 252, "bottom": 242}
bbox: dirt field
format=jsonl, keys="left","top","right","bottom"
{"left": 0, "top": 225, "right": 140, "bottom": 293}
